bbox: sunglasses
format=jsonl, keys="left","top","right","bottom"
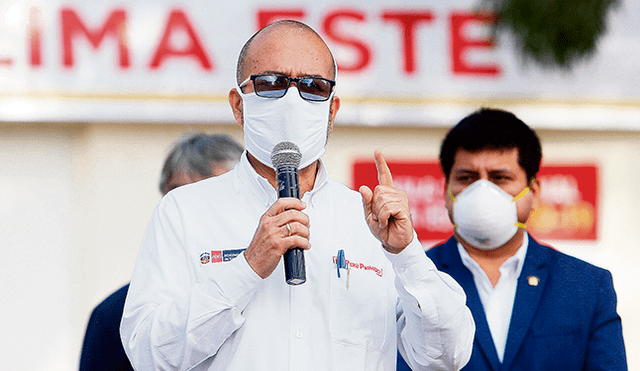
{"left": 239, "top": 74, "right": 335, "bottom": 102}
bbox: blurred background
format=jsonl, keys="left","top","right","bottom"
{"left": 1, "top": 0, "right": 638, "bottom": 369}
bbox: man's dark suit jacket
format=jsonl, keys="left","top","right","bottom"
{"left": 80, "top": 284, "right": 133, "bottom": 371}
{"left": 398, "top": 235, "right": 627, "bottom": 371}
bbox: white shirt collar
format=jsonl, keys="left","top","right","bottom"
{"left": 457, "top": 231, "right": 529, "bottom": 286}
{"left": 236, "top": 151, "right": 329, "bottom": 207}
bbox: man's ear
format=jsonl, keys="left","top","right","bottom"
{"left": 229, "top": 89, "right": 244, "bottom": 127}
{"left": 328, "top": 95, "right": 340, "bottom": 133}
{"left": 443, "top": 180, "right": 454, "bottom": 221}
{"left": 529, "top": 177, "right": 541, "bottom": 210}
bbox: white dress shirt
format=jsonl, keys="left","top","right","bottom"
{"left": 121, "top": 153, "right": 474, "bottom": 371}
{"left": 458, "top": 234, "right": 528, "bottom": 362}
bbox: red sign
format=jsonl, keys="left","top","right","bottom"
{"left": 352, "top": 160, "right": 452, "bottom": 243}
{"left": 15, "top": 6, "right": 499, "bottom": 76}
{"left": 529, "top": 165, "right": 598, "bottom": 241}
{"left": 352, "top": 160, "right": 598, "bottom": 243}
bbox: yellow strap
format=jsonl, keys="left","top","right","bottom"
{"left": 448, "top": 189, "right": 457, "bottom": 202}
{"left": 513, "top": 187, "right": 529, "bottom": 229}
{"left": 512, "top": 187, "right": 530, "bottom": 201}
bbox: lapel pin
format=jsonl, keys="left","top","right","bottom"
{"left": 527, "top": 275, "right": 540, "bottom": 286}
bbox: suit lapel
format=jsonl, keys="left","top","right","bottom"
{"left": 439, "top": 238, "right": 502, "bottom": 371}
{"left": 500, "top": 236, "right": 549, "bottom": 370}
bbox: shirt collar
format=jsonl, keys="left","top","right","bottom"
{"left": 235, "top": 151, "right": 329, "bottom": 207}
{"left": 306, "top": 158, "right": 329, "bottom": 207}
{"left": 458, "top": 231, "right": 529, "bottom": 282}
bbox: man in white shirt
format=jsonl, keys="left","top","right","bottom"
{"left": 399, "top": 108, "right": 626, "bottom": 371}
{"left": 121, "top": 20, "right": 474, "bottom": 371}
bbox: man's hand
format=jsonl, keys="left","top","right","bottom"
{"left": 245, "top": 198, "right": 310, "bottom": 278}
{"left": 359, "top": 149, "right": 414, "bottom": 254}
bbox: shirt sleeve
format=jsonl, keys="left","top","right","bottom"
{"left": 584, "top": 269, "right": 628, "bottom": 371}
{"left": 386, "top": 235, "right": 475, "bottom": 371}
{"left": 120, "top": 195, "right": 264, "bottom": 371}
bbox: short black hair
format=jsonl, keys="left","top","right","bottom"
{"left": 439, "top": 108, "right": 542, "bottom": 181}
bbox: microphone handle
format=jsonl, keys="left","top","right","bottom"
{"left": 284, "top": 248, "right": 306, "bottom": 285}
{"left": 276, "top": 165, "right": 306, "bottom": 285}
{"left": 276, "top": 165, "right": 300, "bottom": 199}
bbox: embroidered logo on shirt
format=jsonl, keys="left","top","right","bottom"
{"left": 201, "top": 249, "right": 246, "bottom": 265}
{"left": 332, "top": 256, "right": 384, "bottom": 277}
{"left": 211, "top": 250, "right": 223, "bottom": 263}
{"left": 223, "top": 249, "right": 245, "bottom": 261}
{"left": 200, "top": 252, "right": 210, "bottom": 264}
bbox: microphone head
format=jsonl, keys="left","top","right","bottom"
{"left": 271, "top": 141, "right": 302, "bottom": 169}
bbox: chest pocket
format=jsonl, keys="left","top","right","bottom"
{"left": 329, "top": 260, "right": 391, "bottom": 350}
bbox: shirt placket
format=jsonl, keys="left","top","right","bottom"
{"left": 289, "top": 195, "right": 313, "bottom": 370}
{"left": 288, "top": 283, "right": 310, "bottom": 370}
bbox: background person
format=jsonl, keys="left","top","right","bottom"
{"left": 398, "top": 107, "right": 627, "bottom": 370}
{"left": 79, "top": 133, "right": 243, "bottom": 371}
{"left": 120, "top": 20, "right": 474, "bottom": 371}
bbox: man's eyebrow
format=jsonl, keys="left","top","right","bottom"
{"left": 451, "top": 169, "right": 479, "bottom": 176}
{"left": 488, "top": 168, "right": 514, "bottom": 174}
{"left": 451, "top": 167, "right": 516, "bottom": 178}
{"left": 452, "top": 169, "right": 478, "bottom": 175}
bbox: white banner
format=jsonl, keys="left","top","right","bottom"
{"left": 1, "top": 0, "right": 639, "bottom": 129}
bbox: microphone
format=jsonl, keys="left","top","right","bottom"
{"left": 270, "top": 141, "right": 306, "bottom": 285}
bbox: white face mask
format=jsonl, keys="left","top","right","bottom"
{"left": 449, "top": 179, "right": 529, "bottom": 250}
{"left": 236, "top": 86, "right": 333, "bottom": 169}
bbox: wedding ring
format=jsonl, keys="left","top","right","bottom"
{"left": 286, "top": 223, "right": 292, "bottom": 237}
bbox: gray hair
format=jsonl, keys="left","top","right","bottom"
{"left": 159, "top": 133, "right": 244, "bottom": 194}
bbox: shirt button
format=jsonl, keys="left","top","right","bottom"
{"left": 296, "top": 331, "right": 303, "bottom": 339}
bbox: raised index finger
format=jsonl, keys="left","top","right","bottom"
{"left": 374, "top": 149, "right": 394, "bottom": 187}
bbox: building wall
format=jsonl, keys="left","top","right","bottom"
{"left": 1, "top": 121, "right": 637, "bottom": 370}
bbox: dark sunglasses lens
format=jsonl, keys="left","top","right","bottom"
{"left": 298, "top": 78, "right": 333, "bottom": 101}
{"left": 254, "top": 75, "right": 289, "bottom": 98}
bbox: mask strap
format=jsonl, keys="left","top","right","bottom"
{"left": 448, "top": 188, "right": 457, "bottom": 202}
{"left": 512, "top": 186, "right": 530, "bottom": 202}
{"left": 447, "top": 187, "right": 458, "bottom": 228}
{"left": 513, "top": 185, "right": 531, "bottom": 229}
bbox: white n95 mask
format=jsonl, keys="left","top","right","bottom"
{"left": 236, "top": 85, "right": 333, "bottom": 170}
{"left": 450, "top": 179, "right": 529, "bottom": 250}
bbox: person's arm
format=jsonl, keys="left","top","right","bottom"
{"left": 80, "top": 305, "right": 121, "bottom": 371}
{"left": 80, "top": 286, "right": 131, "bottom": 371}
{"left": 389, "top": 236, "right": 475, "bottom": 371}
{"left": 120, "top": 196, "right": 263, "bottom": 371}
{"left": 359, "top": 150, "right": 474, "bottom": 370}
{"left": 584, "top": 270, "right": 627, "bottom": 371}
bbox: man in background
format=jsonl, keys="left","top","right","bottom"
{"left": 79, "top": 133, "right": 243, "bottom": 371}
{"left": 398, "top": 107, "right": 626, "bottom": 370}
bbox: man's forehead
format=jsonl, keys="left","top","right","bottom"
{"left": 244, "top": 25, "right": 334, "bottom": 77}
{"left": 452, "top": 147, "right": 521, "bottom": 171}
